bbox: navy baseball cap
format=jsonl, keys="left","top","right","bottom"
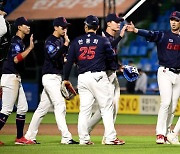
{"left": 170, "top": 11, "right": 180, "bottom": 21}
{"left": 84, "top": 15, "right": 99, "bottom": 26}
{"left": 14, "top": 17, "right": 29, "bottom": 27}
{"left": 106, "top": 13, "right": 124, "bottom": 23}
{"left": 53, "top": 17, "right": 70, "bottom": 28}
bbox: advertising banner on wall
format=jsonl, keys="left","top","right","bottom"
{"left": 7, "top": 0, "right": 137, "bottom": 20}
{"left": 64, "top": 94, "right": 180, "bottom": 115}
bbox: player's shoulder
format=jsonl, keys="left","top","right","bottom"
{"left": 71, "top": 33, "right": 108, "bottom": 45}
{"left": 91, "top": 33, "right": 109, "bottom": 42}
{"left": 71, "top": 34, "right": 90, "bottom": 44}
{"left": 164, "top": 30, "right": 176, "bottom": 36}
{"left": 70, "top": 35, "right": 83, "bottom": 45}
{"left": 45, "top": 34, "right": 58, "bottom": 45}
{"left": 11, "top": 35, "right": 22, "bottom": 44}
{"left": 46, "top": 34, "right": 56, "bottom": 42}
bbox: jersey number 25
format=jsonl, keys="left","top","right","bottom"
{"left": 78, "top": 46, "right": 96, "bottom": 60}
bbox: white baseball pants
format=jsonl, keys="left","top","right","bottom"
{"left": 0, "top": 74, "right": 28, "bottom": 115}
{"left": 25, "top": 74, "right": 72, "bottom": 141}
{"left": 156, "top": 67, "right": 180, "bottom": 136}
{"left": 77, "top": 71, "right": 117, "bottom": 144}
{"left": 87, "top": 71, "right": 120, "bottom": 133}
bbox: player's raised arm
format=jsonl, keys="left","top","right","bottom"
{"left": 126, "top": 21, "right": 164, "bottom": 42}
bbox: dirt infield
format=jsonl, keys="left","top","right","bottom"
{"left": 1, "top": 124, "right": 156, "bottom": 136}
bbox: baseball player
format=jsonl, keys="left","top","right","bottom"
{"left": 24, "top": 17, "right": 79, "bottom": 145}
{"left": 126, "top": 11, "right": 180, "bottom": 144}
{"left": 64, "top": 15, "right": 124, "bottom": 145}
{"left": 87, "top": 13, "right": 127, "bottom": 144}
{"left": 167, "top": 116, "right": 180, "bottom": 144}
{"left": 0, "top": 17, "right": 35, "bottom": 145}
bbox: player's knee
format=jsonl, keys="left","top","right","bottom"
{"left": 0, "top": 109, "right": 12, "bottom": 116}
{"left": 160, "top": 103, "right": 170, "bottom": 111}
{"left": 17, "top": 105, "right": 28, "bottom": 115}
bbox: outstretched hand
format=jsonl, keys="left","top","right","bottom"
{"left": 120, "top": 25, "right": 127, "bottom": 37}
{"left": 126, "top": 22, "right": 138, "bottom": 33}
{"left": 126, "top": 22, "right": 135, "bottom": 32}
{"left": 29, "top": 34, "right": 34, "bottom": 50}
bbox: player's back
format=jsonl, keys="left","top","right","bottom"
{"left": 69, "top": 32, "right": 114, "bottom": 74}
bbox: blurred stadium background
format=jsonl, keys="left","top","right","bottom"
{"left": 0, "top": 0, "right": 179, "bottom": 111}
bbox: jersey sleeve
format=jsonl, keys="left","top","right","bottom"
{"left": 10, "top": 42, "right": 23, "bottom": 58}
{"left": 146, "top": 31, "right": 164, "bottom": 42}
{"left": 137, "top": 29, "right": 164, "bottom": 43}
{"left": 45, "top": 41, "right": 68, "bottom": 60}
{"left": 103, "top": 37, "right": 115, "bottom": 59}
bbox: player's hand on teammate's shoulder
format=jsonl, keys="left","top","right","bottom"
{"left": 0, "top": 10, "right": 6, "bottom": 16}
{"left": 29, "top": 34, "right": 34, "bottom": 51}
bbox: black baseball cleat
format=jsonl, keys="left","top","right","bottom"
{"left": 68, "top": 139, "right": 79, "bottom": 144}
{"left": 33, "top": 140, "right": 41, "bottom": 144}
{"left": 61, "top": 139, "right": 79, "bottom": 144}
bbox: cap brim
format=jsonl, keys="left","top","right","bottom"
{"left": 170, "top": 16, "right": 179, "bottom": 21}
{"left": 63, "top": 23, "right": 71, "bottom": 28}
{"left": 15, "top": 21, "right": 29, "bottom": 27}
{"left": 23, "top": 21, "right": 30, "bottom": 26}
{"left": 108, "top": 17, "right": 124, "bottom": 23}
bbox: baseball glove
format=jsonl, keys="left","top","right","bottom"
{"left": 61, "top": 81, "right": 77, "bottom": 100}
{"left": 123, "top": 65, "right": 139, "bottom": 82}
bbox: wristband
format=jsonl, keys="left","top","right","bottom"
{"left": 16, "top": 53, "right": 23, "bottom": 62}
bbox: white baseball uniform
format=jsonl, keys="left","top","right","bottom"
{"left": 25, "top": 29, "right": 75, "bottom": 144}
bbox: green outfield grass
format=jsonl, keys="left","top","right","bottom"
{"left": 1, "top": 113, "right": 180, "bottom": 154}
{"left": 5, "top": 112, "right": 179, "bottom": 125}
{"left": 1, "top": 135, "right": 180, "bottom": 154}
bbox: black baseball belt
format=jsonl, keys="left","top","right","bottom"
{"left": 164, "top": 67, "right": 180, "bottom": 74}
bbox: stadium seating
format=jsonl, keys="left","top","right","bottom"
{"left": 128, "top": 46, "right": 138, "bottom": 56}
{"left": 138, "top": 46, "right": 148, "bottom": 56}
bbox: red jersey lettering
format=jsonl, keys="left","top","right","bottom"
{"left": 167, "top": 43, "right": 180, "bottom": 51}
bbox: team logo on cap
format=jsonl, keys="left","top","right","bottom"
{"left": 63, "top": 17, "right": 67, "bottom": 23}
{"left": 24, "top": 17, "right": 28, "bottom": 21}
{"left": 172, "top": 12, "right": 176, "bottom": 16}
